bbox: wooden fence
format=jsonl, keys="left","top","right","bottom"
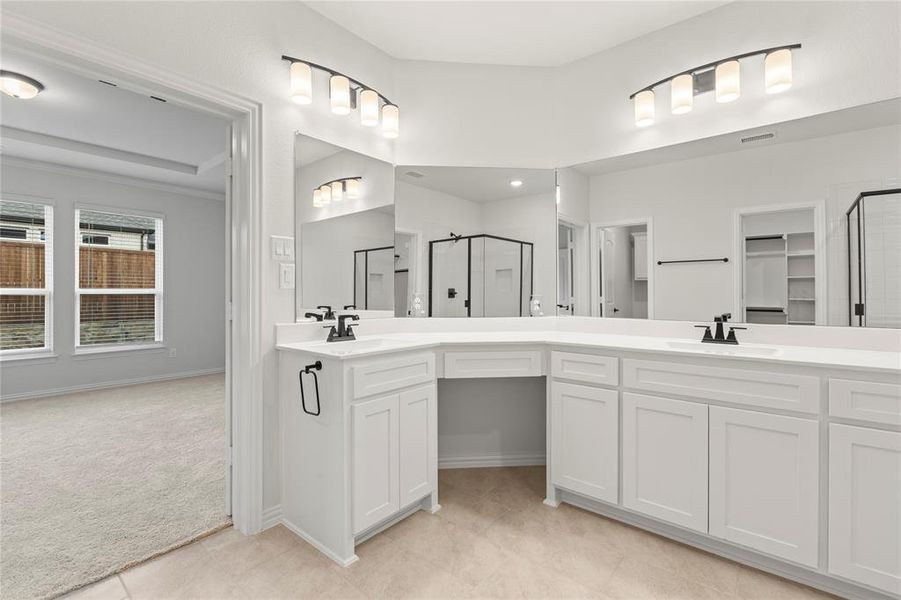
{"left": 0, "top": 242, "right": 156, "bottom": 324}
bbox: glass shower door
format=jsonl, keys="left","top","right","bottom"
{"left": 431, "top": 239, "right": 469, "bottom": 316}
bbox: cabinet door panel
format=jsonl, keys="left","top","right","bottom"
{"left": 551, "top": 382, "right": 618, "bottom": 503}
{"left": 709, "top": 407, "right": 818, "bottom": 567}
{"left": 399, "top": 384, "right": 437, "bottom": 507}
{"left": 829, "top": 424, "right": 901, "bottom": 595}
{"left": 622, "top": 393, "right": 707, "bottom": 532}
{"left": 353, "top": 394, "right": 400, "bottom": 534}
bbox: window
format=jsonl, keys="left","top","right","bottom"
{"left": 0, "top": 200, "right": 53, "bottom": 353}
{"left": 75, "top": 209, "right": 163, "bottom": 348}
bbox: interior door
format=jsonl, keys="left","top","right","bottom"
{"left": 557, "top": 223, "right": 574, "bottom": 315}
{"left": 223, "top": 124, "right": 233, "bottom": 516}
{"left": 599, "top": 229, "right": 621, "bottom": 318}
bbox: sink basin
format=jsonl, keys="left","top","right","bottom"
{"left": 665, "top": 340, "right": 782, "bottom": 357}
{"left": 306, "top": 338, "right": 390, "bottom": 356}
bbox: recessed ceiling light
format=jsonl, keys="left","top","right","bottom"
{"left": 510, "top": 180, "right": 523, "bottom": 187}
{"left": 0, "top": 70, "right": 44, "bottom": 99}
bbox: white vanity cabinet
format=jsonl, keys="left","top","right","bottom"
{"left": 550, "top": 381, "right": 618, "bottom": 503}
{"left": 829, "top": 423, "right": 901, "bottom": 595}
{"left": 621, "top": 392, "right": 708, "bottom": 533}
{"left": 279, "top": 348, "right": 437, "bottom": 566}
{"left": 352, "top": 382, "right": 437, "bottom": 534}
{"left": 709, "top": 406, "right": 819, "bottom": 567}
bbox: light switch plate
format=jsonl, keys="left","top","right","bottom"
{"left": 279, "top": 263, "right": 296, "bottom": 289}
{"left": 270, "top": 235, "right": 295, "bottom": 261}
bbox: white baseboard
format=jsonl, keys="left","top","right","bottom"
{"left": 0, "top": 367, "right": 225, "bottom": 403}
{"left": 438, "top": 452, "right": 546, "bottom": 469}
{"left": 261, "top": 505, "right": 283, "bottom": 530}
{"left": 280, "top": 517, "right": 358, "bottom": 567}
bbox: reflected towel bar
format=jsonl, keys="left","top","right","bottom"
{"left": 657, "top": 257, "right": 729, "bottom": 265}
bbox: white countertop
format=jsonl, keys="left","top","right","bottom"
{"left": 277, "top": 330, "right": 901, "bottom": 374}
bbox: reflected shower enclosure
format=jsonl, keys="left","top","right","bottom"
{"left": 354, "top": 245, "right": 394, "bottom": 310}
{"left": 847, "top": 188, "right": 901, "bottom": 328}
{"left": 429, "top": 234, "right": 533, "bottom": 317}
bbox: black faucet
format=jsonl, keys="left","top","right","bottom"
{"left": 325, "top": 314, "right": 360, "bottom": 342}
{"left": 695, "top": 313, "right": 745, "bottom": 345}
{"left": 317, "top": 305, "right": 336, "bottom": 320}
{"left": 304, "top": 312, "right": 324, "bottom": 322}
{"left": 343, "top": 304, "right": 356, "bottom": 310}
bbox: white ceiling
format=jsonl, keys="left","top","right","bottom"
{"left": 397, "top": 166, "right": 555, "bottom": 202}
{"left": 0, "top": 49, "right": 228, "bottom": 194}
{"left": 305, "top": 1, "right": 728, "bottom": 67}
{"left": 573, "top": 99, "right": 901, "bottom": 176}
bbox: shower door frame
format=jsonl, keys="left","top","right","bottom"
{"left": 353, "top": 245, "right": 395, "bottom": 310}
{"left": 846, "top": 188, "right": 901, "bottom": 326}
{"left": 428, "top": 234, "right": 534, "bottom": 317}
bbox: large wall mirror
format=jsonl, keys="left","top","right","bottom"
{"left": 295, "top": 134, "right": 395, "bottom": 320}
{"left": 558, "top": 99, "right": 901, "bottom": 328}
{"left": 395, "top": 166, "right": 556, "bottom": 317}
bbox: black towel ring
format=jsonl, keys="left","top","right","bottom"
{"left": 298, "top": 361, "right": 323, "bottom": 417}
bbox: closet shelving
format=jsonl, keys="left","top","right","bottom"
{"left": 743, "top": 231, "right": 816, "bottom": 325}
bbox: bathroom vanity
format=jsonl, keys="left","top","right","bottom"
{"left": 277, "top": 320, "right": 901, "bottom": 600}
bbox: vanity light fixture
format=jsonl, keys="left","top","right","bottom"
{"left": 282, "top": 55, "right": 399, "bottom": 138}
{"left": 510, "top": 179, "right": 523, "bottom": 187}
{"left": 0, "top": 70, "right": 44, "bottom": 99}
{"left": 630, "top": 44, "right": 800, "bottom": 126}
{"left": 312, "top": 177, "right": 362, "bottom": 207}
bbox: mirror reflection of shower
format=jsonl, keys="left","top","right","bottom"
{"left": 430, "top": 234, "right": 533, "bottom": 317}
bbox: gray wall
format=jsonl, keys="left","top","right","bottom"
{"left": 1, "top": 161, "right": 226, "bottom": 400}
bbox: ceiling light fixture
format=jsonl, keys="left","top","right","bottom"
{"left": 630, "top": 44, "right": 800, "bottom": 127}
{"left": 312, "top": 177, "right": 362, "bottom": 207}
{"left": 510, "top": 180, "right": 523, "bottom": 187}
{"left": 0, "top": 70, "right": 44, "bottom": 99}
{"left": 282, "top": 55, "right": 398, "bottom": 138}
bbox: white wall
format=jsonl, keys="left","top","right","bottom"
{"left": 589, "top": 125, "right": 901, "bottom": 324}
{"left": 0, "top": 160, "right": 226, "bottom": 399}
{"left": 437, "top": 377, "right": 546, "bottom": 467}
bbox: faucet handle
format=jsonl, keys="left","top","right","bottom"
{"left": 694, "top": 324, "right": 714, "bottom": 342}
{"left": 725, "top": 326, "right": 746, "bottom": 344}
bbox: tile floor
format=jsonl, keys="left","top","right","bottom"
{"left": 64, "top": 467, "right": 834, "bottom": 600}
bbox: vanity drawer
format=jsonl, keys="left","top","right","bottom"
{"left": 444, "top": 350, "right": 543, "bottom": 379}
{"left": 830, "top": 379, "right": 901, "bottom": 425}
{"left": 622, "top": 359, "right": 819, "bottom": 414}
{"left": 352, "top": 353, "right": 435, "bottom": 399}
{"left": 550, "top": 351, "right": 618, "bottom": 386}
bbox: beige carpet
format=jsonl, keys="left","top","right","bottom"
{"left": 0, "top": 374, "right": 229, "bottom": 599}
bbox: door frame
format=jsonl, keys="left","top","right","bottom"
{"left": 556, "top": 215, "right": 588, "bottom": 316}
{"left": 394, "top": 228, "right": 421, "bottom": 316}
{"left": 732, "top": 201, "right": 827, "bottom": 325}
{"left": 3, "top": 15, "right": 265, "bottom": 534}
{"left": 591, "top": 218, "right": 655, "bottom": 318}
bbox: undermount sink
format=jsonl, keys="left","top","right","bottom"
{"left": 303, "top": 337, "right": 400, "bottom": 357}
{"left": 665, "top": 340, "right": 782, "bottom": 357}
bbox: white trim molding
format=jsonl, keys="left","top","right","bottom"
{"left": 438, "top": 452, "right": 546, "bottom": 469}
{"left": 1, "top": 155, "right": 226, "bottom": 203}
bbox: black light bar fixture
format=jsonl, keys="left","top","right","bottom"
{"left": 312, "top": 177, "right": 362, "bottom": 207}
{"left": 631, "top": 44, "right": 801, "bottom": 127}
{"left": 282, "top": 55, "right": 398, "bottom": 139}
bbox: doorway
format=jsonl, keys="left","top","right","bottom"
{"left": 596, "top": 221, "right": 652, "bottom": 318}
{"left": 0, "top": 24, "right": 260, "bottom": 598}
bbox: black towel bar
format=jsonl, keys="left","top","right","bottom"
{"left": 657, "top": 257, "right": 729, "bottom": 265}
{"left": 299, "top": 361, "right": 322, "bottom": 417}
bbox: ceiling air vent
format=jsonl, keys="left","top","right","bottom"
{"left": 740, "top": 132, "right": 776, "bottom": 144}
{"left": 405, "top": 171, "right": 424, "bottom": 178}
